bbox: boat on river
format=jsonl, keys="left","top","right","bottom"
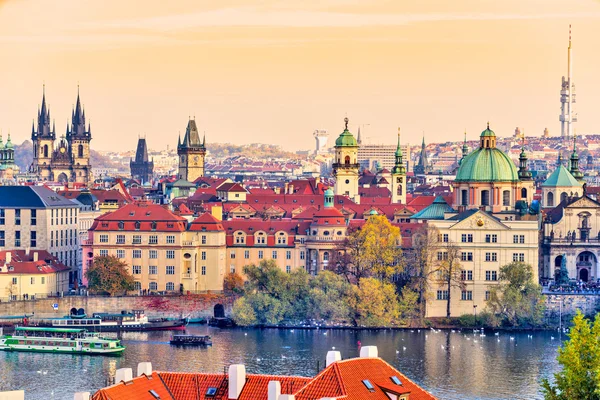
{"left": 34, "top": 310, "right": 187, "bottom": 332}
{"left": 169, "top": 334, "right": 212, "bottom": 346}
{"left": 0, "top": 327, "right": 125, "bottom": 355}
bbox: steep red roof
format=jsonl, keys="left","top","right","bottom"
{"left": 295, "top": 357, "right": 436, "bottom": 400}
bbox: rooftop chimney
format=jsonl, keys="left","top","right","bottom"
{"left": 137, "top": 362, "right": 152, "bottom": 376}
{"left": 33, "top": 252, "right": 38, "bottom": 262}
{"left": 115, "top": 368, "right": 133, "bottom": 383}
{"left": 228, "top": 364, "right": 246, "bottom": 399}
{"left": 6, "top": 252, "right": 11, "bottom": 264}
{"left": 73, "top": 393, "right": 90, "bottom": 400}
{"left": 0, "top": 391, "right": 25, "bottom": 400}
{"left": 268, "top": 381, "right": 281, "bottom": 400}
{"left": 326, "top": 351, "right": 341, "bottom": 367}
{"left": 359, "top": 346, "right": 378, "bottom": 358}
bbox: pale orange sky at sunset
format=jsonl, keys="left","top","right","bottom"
{"left": 1, "top": 0, "right": 600, "bottom": 151}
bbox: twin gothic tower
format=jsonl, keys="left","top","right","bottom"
{"left": 31, "top": 87, "right": 92, "bottom": 185}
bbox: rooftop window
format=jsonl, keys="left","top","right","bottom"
{"left": 206, "top": 387, "right": 217, "bottom": 397}
{"left": 391, "top": 376, "right": 403, "bottom": 385}
{"left": 149, "top": 389, "right": 160, "bottom": 399}
{"left": 362, "top": 379, "right": 375, "bottom": 392}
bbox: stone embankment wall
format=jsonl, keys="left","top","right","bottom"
{"left": 0, "top": 295, "right": 233, "bottom": 319}
{"left": 544, "top": 294, "right": 599, "bottom": 318}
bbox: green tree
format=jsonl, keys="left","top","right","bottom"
{"left": 231, "top": 297, "right": 257, "bottom": 326}
{"left": 350, "top": 277, "right": 399, "bottom": 327}
{"left": 542, "top": 311, "right": 600, "bottom": 399}
{"left": 486, "top": 262, "right": 545, "bottom": 326}
{"left": 85, "top": 255, "right": 135, "bottom": 296}
{"left": 330, "top": 215, "right": 402, "bottom": 282}
{"left": 307, "top": 271, "right": 353, "bottom": 322}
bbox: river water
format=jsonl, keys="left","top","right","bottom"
{"left": 0, "top": 326, "right": 562, "bottom": 400}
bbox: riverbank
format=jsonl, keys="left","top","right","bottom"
{"left": 0, "top": 294, "right": 232, "bottom": 319}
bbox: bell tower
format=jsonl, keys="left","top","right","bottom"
{"left": 333, "top": 117, "right": 359, "bottom": 204}
{"left": 177, "top": 118, "right": 206, "bottom": 182}
{"left": 391, "top": 128, "right": 406, "bottom": 204}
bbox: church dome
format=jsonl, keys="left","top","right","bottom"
{"left": 455, "top": 125, "right": 519, "bottom": 183}
{"left": 335, "top": 117, "right": 358, "bottom": 147}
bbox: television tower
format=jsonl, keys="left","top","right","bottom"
{"left": 559, "top": 25, "right": 577, "bottom": 139}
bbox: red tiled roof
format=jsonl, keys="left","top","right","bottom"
{"left": 0, "top": 250, "right": 70, "bottom": 275}
{"left": 92, "top": 372, "right": 174, "bottom": 400}
{"left": 295, "top": 357, "right": 436, "bottom": 400}
{"left": 92, "top": 357, "right": 437, "bottom": 400}
{"left": 91, "top": 202, "right": 187, "bottom": 232}
{"left": 189, "top": 213, "right": 224, "bottom": 231}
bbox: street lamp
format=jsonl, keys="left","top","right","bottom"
{"left": 473, "top": 305, "right": 478, "bottom": 320}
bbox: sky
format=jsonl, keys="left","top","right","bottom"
{"left": 1, "top": 0, "right": 600, "bottom": 152}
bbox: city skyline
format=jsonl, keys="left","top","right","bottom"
{"left": 1, "top": 0, "right": 600, "bottom": 151}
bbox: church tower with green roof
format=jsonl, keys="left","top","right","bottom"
{"left": 332, "top": 117, "right": 360, "bottom": 204}
{"left": 391, "top": 128, "right": 406, "bottom": 204}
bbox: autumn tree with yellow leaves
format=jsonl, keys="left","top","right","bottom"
{"left": 329, "top": 215, "right": 403, "bottom": 283}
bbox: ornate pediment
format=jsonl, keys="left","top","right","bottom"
{"left": 449, "top": 210, "right": 510, "bottom": 231}
{"left": 566, "top": 196, "right": 600, "bottom": 210}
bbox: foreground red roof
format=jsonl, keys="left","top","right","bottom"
{"left": 92, "top": 356, "right": 437, "bottom": 400}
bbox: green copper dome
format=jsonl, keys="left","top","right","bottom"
{"left": 335, "top": 117, "right": 358, "bottom": 147}
{"left": 455, "top": 124, "right": 518, "bottom": 182}
{"left": 480, "top": 123, "right": 495, "bottom": 137}
{"left": 455, "top": 148, "right": 519, "bottom": 182}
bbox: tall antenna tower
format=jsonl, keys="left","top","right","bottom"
{"left": 559, "top": 25, "right": 577, "bottom": 139}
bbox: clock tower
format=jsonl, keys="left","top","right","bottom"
{"left": 177, "top": 118, "right": 206, "bottom": 182}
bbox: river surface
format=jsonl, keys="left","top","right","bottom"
{"left": 0, "top": 326, "right": 563, "bottom": 400}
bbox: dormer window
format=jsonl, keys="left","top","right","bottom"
{"left": 135, "top": 221, "right": 141, "bottom": 230}
{"left": 151, "top": 222, "right": 157, "bottom": 231}
{"left": 118, "top": 221, "right": 124, "bottom": 230}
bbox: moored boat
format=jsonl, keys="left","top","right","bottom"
{"left": 169, "top": 334, "right": 212, "bottom": 346}
{"left": 0, "top": 327, "right": 125, "bottom": 355}
{"left": 34, "top": 310, "right": 187, "bottom": 332}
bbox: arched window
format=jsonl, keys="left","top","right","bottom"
{"left": 502, "top": 190, "right": 510, "bottom": 206}
{"left": 547, "top": 192, "right": 554, "bottom": 207}
{"left": 397, "top": 185, "right": 402, "bottom": 195}
{"left": 78, "top": 144, "right": 84, "bottom": 158}
{"left": 43, "top": 144, "right": 48, "bottom": 158}
{"left": 323, "top": 252, "right": 329, "bottom": 261}
{"left": 561, "top": 192, "right": 568, "bottom": 203}
{"left": 461, "top": 190, "right": 468, "bottom": 206}
{"left": 166, "top": 282, "right": 175, "bottom": 291}
{"left": 345, "top": 155, "right": 350, "bottom": 165}
{"left": 134, "top": 221, "right": 141, "bottom": 230}
{"left": 521, "top": 188, "right": 527, "bottom": 199}
{"left": 149, "top": 282, "right": 158, "bottom": 291}
{"left": 481, "top": 190, "right": 490, "bottom": 206}
{"left": 134, "top": 281, "right": 142, "bottom": 291}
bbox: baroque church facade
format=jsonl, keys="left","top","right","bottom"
{"left": 30, "top": 88, "right": 92, "bottom": 185}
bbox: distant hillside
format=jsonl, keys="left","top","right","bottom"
{"left": 14, "top": 140, "right": 122, "bottom": 172}
{"left": 207, "top": 143, "right": 300, "bottom": 159}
